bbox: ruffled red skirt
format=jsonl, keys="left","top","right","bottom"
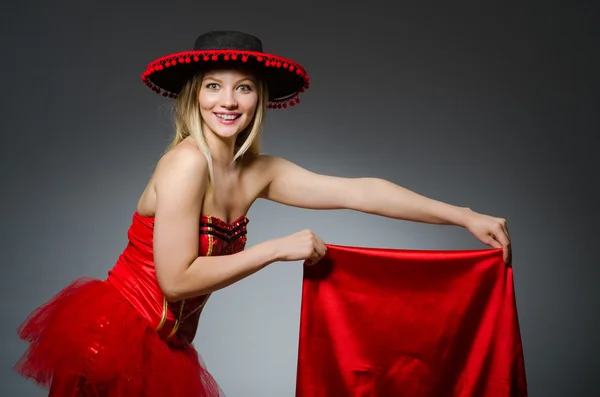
{"left": 14, "top": 277, "right": 224, "bottom": 397}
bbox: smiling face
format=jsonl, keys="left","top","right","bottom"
{"left": 198, "top": 68, "right": 259, "bottom": 140}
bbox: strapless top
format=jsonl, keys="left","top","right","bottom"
{"left": 106, "top": 212, "right": 248, "bottom": 348}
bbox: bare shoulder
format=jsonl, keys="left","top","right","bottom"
{"left": 154, "top": 141, "right": 209, "bottom": 190}
{"left": 135, "top": 140, "right": 209, "bottom": 219}
{"left": 137, "top": 141, "right": 208, "bottom": 216}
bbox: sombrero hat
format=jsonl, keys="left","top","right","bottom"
{"left": 141, "top": 30, "right": 310, "bottom": 109}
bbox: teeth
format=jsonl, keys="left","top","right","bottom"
{"left": 216, "top": 114, "right": 238, "bottom": 120}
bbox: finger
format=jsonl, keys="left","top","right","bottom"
{"left": 500, "top": 219, "right": 510, "bottom": 243}
{"left": 490, "top": 231, "right": 511, "bottom": 264}
{"left": 495, "top": 232, "right": 510, "bottom": 248}
{"left": 311, "top": 237, "right": 328, "bottom": 264}
{"left": 308, "top": 249, "right": 322, "bottom": 264}
{"left": 315, "top": 245, "right": 327, "bottom": 259}
{"left": 314, "top": 236, "right": 327, "bottom": 255}
{"left": 503, "top": 228, "right": 511, "bottom": 244}
{"left": 501, "top": 244, "right": 512, "bottom": 265}
{"left": 487, "top": 234, "right": 502, "bottom": 249}
{"left": 504, "top": 239, "right": 511, "bottom": 264}
{"left": 504, "top": 249, "right": 512, "bottom": 266}
{"left": 317, "top": 240, "right": 327, "bottom": 256}
{"left": 305, "top": 250, "right": 320, "bottom": 266}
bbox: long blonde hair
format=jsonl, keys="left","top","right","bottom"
{"left": 166, "top": 70, "right": 269, "bottom": 188}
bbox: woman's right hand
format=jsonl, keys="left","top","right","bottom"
{"left": 272, "top": 229, "right": 327, "bottom": 265}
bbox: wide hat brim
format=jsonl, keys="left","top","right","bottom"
{"left": 141, "top": 31, "right": 310, "bottom": 109}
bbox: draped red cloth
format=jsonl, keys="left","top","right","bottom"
{"left": 296, "top": 245, "right": 527, "bottom": 397}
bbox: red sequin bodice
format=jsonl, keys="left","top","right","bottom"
{"left": 106, "top": 212, "right": 248, "bottom": 348}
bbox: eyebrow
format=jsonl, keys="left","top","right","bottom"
{"left": 203, "top": 76, "right": 256, "bottom": 84}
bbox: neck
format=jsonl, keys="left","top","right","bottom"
{"left": 202, "top": 124, "right": 237, "bottom": 168}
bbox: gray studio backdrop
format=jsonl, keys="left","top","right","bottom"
{"left": 1, "top": 2, "right": 597, "bottom": 397}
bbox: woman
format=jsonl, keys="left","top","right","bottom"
{"left": 15, "top": 30, "right": 511, "bottom": 397}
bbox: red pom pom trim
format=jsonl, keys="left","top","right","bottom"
{"left": 141, "top": 50, "right": 310, "bottom": 110}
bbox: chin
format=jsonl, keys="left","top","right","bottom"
{"left": 203, "top": 112, "right": 251, "bottom": 139}
{"left": 206, "top": 124, "right": 244, "bottom": 139}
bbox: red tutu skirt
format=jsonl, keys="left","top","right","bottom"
{"left": 14, "top": 278, "right": 224, "bottom": 397}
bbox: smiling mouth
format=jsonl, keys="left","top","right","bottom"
{"left": 214, "top": 113, "right": 241, "bottom": 121}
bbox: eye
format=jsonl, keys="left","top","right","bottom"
{"left": 205, "top": 83, "right": 219, "bottom": 89}
{"left": 237, "top": 84, "right": 253, "bottom": 91}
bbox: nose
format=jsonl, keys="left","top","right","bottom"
{"left": 220, "top": 90, "right": 238, "bottom": 109}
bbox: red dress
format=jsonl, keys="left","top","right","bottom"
{"left": 14, "top": 212, "right": 249, "bottom": 397}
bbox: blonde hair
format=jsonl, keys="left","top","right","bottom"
{"left": 166, "top": 70, "right": 269, "bottom": 188}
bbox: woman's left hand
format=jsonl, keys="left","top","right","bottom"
{"left": 463, "top": 209, "right": 512, "bottom": 265}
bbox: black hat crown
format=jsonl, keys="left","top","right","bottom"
{"left": 194, "top": 31, "right": 264, "bottom": 52}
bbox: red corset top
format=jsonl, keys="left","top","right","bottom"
{"left": 106, "top": 212, "right": 248, "bottom": 348}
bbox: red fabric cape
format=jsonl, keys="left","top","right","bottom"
{"left": 296, "top": 245, "right": 527, "bottom": 397}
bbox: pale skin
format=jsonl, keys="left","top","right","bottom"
{"left": 136, "top": 68, "right": 512, "bottom": 303}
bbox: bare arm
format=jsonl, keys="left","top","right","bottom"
{"left": 333, "top": 177, "right": 472, "bottom": 226}
{"left": 173, "top": 243, "right": 279, "bottom": 301}
{"left": 152, "top": 146, "right": 279, "bottom": 302}
{"left": 260, "top": 155, "right": 471, "bottom": 226}
{"left": 260, "top": 155, "right": 511, "bottom": 263}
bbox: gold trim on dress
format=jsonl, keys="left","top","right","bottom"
{"left": 207, "top": 216, "right": 213, "bottom": 256}
{"left": 167, "top": 300, "right": 186, "bottom": 339}
{"left": 155, "top": 296, "right": 168, "bottom": 332}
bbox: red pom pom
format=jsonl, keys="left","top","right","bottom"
{"left": 295, "top": 97, "right": 300, "bottom": 103}
{"left": 171, "top": 59, "right": 177, "bottom": 65}
{"left": 265, "top": 61, "right": 271, "bottom": 67}
{"left": 163, "top": 92, "right": 168, "bottom": 97}
{"left": 242, "top": 55, "right": 248, "bottom": 62}
{"left": 283, "top": 103, "right": 288, "bottom": 108}
{"left": 185, "top": 57, "right": 191, "bottom": 64}
{"left": 193, "top": 55, "right": 199, "bottom": 62}
{"left": 224, "top": 55, "right": 230, "bottom": 61}
{"left": 283, "top": 63, "right": 289, "bottom": 69}
{"left": 257, "top": 56, "right": 263, "bottom": 62}
{"left": 232, "top": 54, "right": 238, "bottom": 60}
{"left": 290, "top": 101, "right": 295, "bottom": 106}
{"left": 289, "top": 65, "right": 295, "bottom": 72}
{"left": 203, "top": 55, "right": 209, "bottom": 61}
{"left": 277, "top": 62, "right": 282, "bottom": 68}
{"left": 211, "top": 55, "right": 218, "bottom": 61}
